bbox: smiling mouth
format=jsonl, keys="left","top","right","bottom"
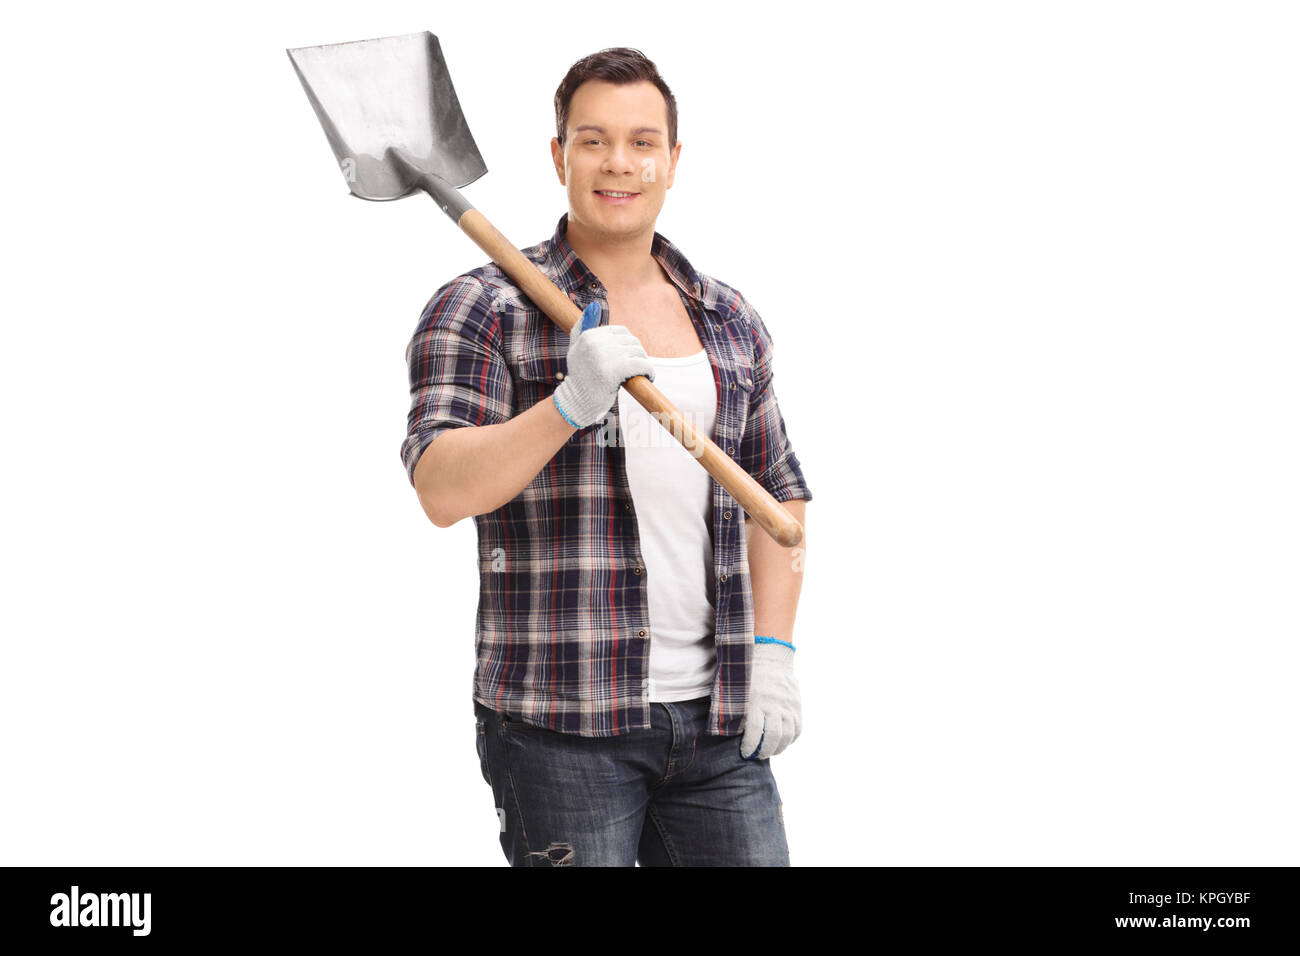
{"left": 594, "top": 190, "right": 639, "bottom": 199}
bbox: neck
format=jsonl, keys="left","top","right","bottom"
{"left": 563, "top": 215, "right": 662, "bottom": 294}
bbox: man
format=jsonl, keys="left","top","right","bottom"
{"left": 401, "top": 48, "right": 812, "bottom": 866}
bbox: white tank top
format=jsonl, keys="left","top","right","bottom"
{"left": 616, "top": 348, "right": 718, "bottom": 701}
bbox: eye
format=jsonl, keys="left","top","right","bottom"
{"left": 635, "top": 140, "right": 653, "bottom": 147}
{"left": 584, "top": 139, "right": 602, "bottom": 146}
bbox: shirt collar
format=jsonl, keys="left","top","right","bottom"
{"left": 544, "top": 212, "right": 705, "bottom": 302}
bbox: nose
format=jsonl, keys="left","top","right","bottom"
{"left": 601, "top": 142, "right": 636, "bottom": 177}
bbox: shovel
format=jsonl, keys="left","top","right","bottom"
{"left": 287, "top": 31, "right": 804, "bottom": 548}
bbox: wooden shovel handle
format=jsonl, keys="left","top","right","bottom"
{"left": 456, "top": 208, "right": 804, "bottom": 548}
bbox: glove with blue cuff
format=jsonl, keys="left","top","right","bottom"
{"left": 552, "top": 301, "right": 655, "bottom": 428}
{"left": 740, "top": 636, "right": 802, "bottom": 760}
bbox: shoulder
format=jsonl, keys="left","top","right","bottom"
{"left": 695, "top": 271, "right": 744, "bottom": 318}
{"left": 424, "top": 235, "right": 569, "bottom": 330}
{"left": 461, "top": 235, "right": 557, "bottom": 314}
{"left": 410, "top": 270, "right": 510, "bottom": 356}
{"left": 416, "top": 235, "right": 556, "bottom": 337}
{"left": 695, "top": 271, "right": 772, "bottom": 349}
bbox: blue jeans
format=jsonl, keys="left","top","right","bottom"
{"left": 472, "top": 696, "right": 790, "bottom": 866}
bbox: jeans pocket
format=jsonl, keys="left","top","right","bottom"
{"left": 499, "top": 712, "right": 551, "bottom": 734}
{"left": 475, "top": 717, "right": 491, "bottom": 785}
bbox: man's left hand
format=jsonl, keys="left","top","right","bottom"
{"left": 740, "top": 640, "right": 802, "bottom": 760}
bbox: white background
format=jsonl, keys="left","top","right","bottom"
{"left": 2, "top": 0, "right": 1296, "bottom": 866}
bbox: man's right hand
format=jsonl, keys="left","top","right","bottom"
{"left": 552, "top": 301, "right": 655, "bottom": 428}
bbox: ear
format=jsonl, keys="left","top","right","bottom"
{"left": 665, "top": 141, "right": 682, "bottom": 190}
{"left": 550, "top": 137, "right": 567, "bottom": 186}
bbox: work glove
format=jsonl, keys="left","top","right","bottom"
{"left": 552, "top": 301, "right": 655, "bottom": 429}
{"left": 740, "top": 638, "right": 802, "bottom": 760}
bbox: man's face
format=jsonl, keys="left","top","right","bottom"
{"left": 551, "top": 79, "right": 681, "bottom": 240}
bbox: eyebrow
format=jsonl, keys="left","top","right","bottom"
{"left": 573, "top": 125, "right": 663, "bottom": 136}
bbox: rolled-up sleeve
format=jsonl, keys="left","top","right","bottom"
{"left": 401, "top": 276, "right": 513, "bottom": 487}
{"left": 735, "top": 295, "right": 813, "bottom": 504}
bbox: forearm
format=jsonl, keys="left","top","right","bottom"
{"left": 413, "top": 395, "right": 577, "bottom": 526}
{"left": 745, "top": 499, "right": 807, "bottom": 643}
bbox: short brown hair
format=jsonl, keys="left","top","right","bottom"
{"left": 554, "top": 48, "right": 678, "bottom": 151}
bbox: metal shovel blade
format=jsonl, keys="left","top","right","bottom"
{"left": 287, "top": 31, "right": 486, "bottom": 201}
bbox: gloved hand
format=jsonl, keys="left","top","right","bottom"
{"left": 740, "top": 638, "right": 802, "bottom": 760}
{"left": 552, "top": 301, "right": 655, "bottom": 428}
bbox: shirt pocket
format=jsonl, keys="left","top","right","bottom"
{"left": 729, "top": 359, "right": 757, "bottom": 438}
{"left": 507, "top": 344, "right": 568, "bottom": 414}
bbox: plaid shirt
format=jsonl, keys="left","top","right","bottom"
{"left": 402, "top": 213, "right": 812, "bottom": 737}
